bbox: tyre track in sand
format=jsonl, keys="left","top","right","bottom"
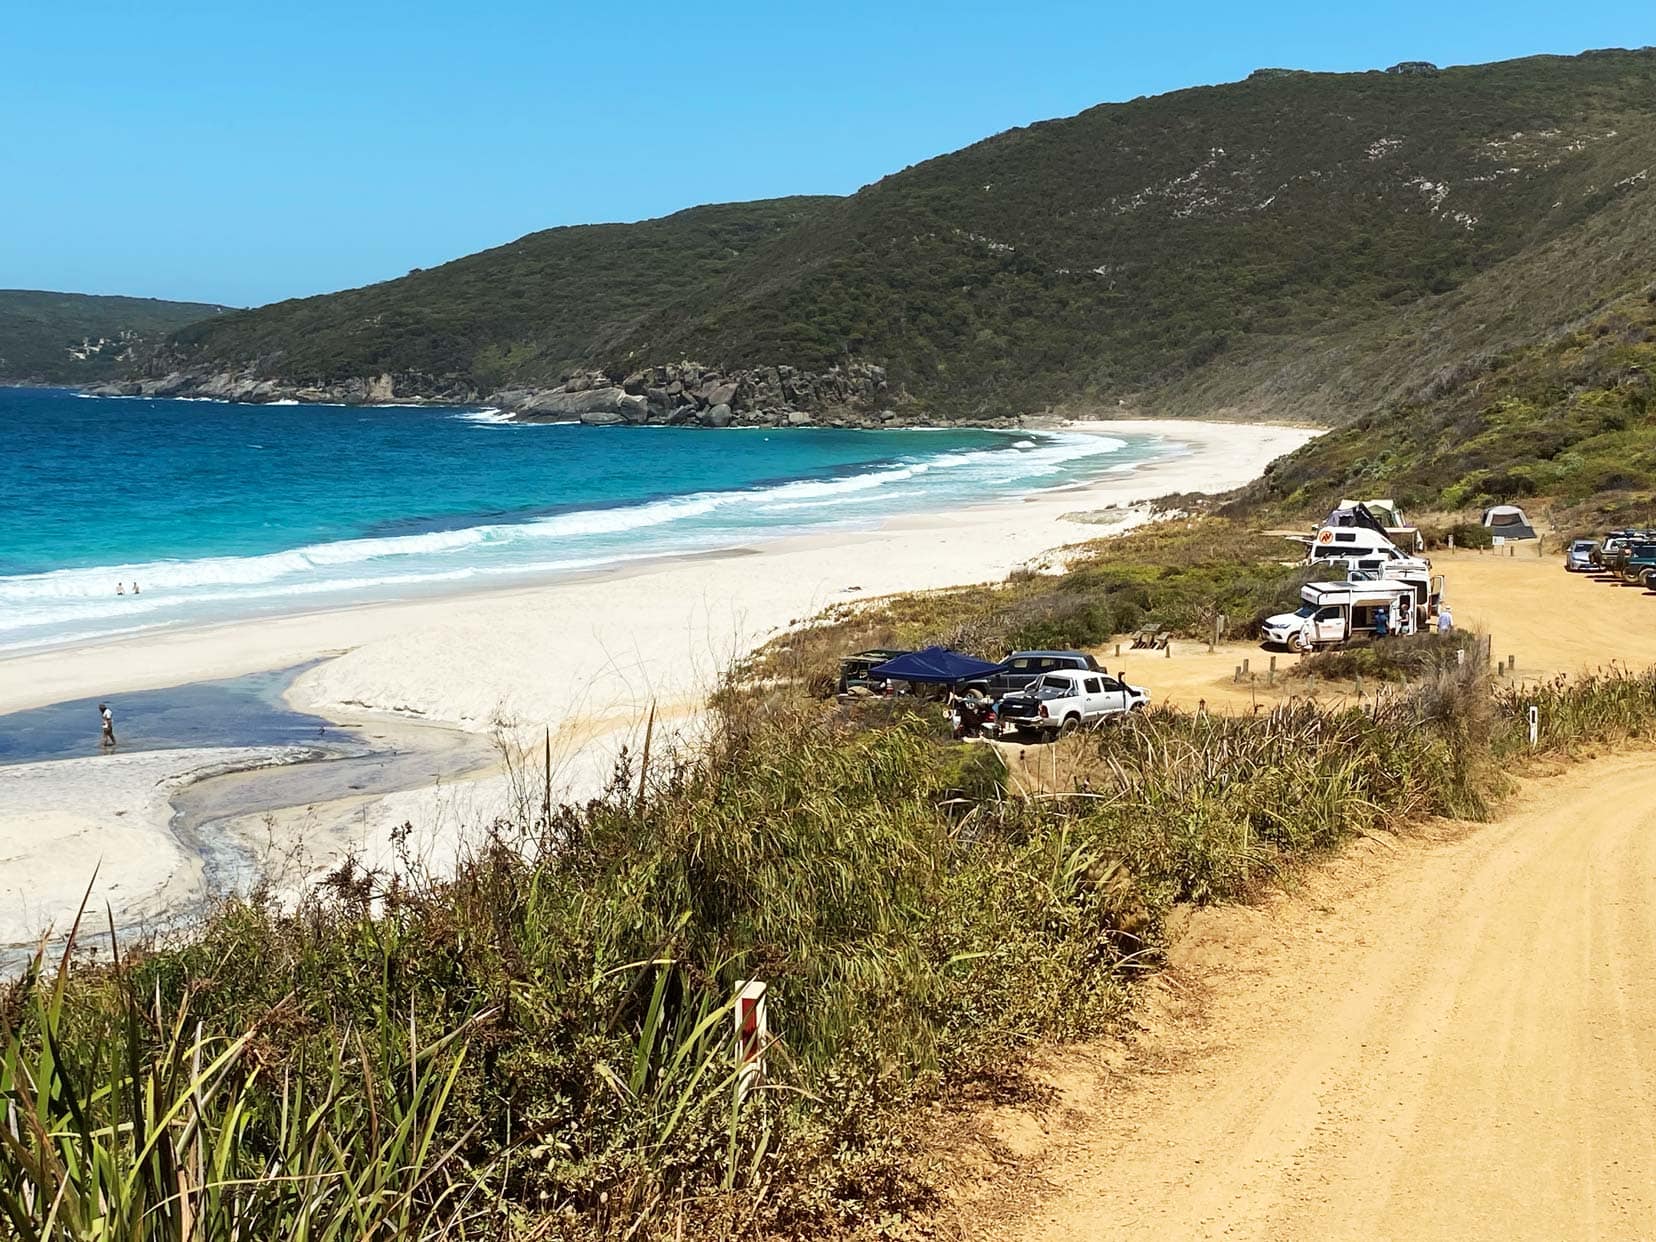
{"left": 992, "top": 753, "right": 1656, "bottom": 1241}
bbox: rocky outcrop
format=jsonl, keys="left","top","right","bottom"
{"left": 485, "top": 359, "right": 1022, "bottom": 430}
{"left": 490, "top": 386, "right": 632, "bottom": 419}
{"left": 88, "top": 356, "right": 1025, "bottom": 430}
{"left": 88, "top": 366, "right": 476, "bottom": 406}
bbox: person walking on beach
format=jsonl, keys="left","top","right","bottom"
{"left": 99, "top": 702, "right": 117, "bottom": 748}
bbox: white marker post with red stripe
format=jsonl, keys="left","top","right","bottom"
{"left": 734, "top": 980, "right": 768, "bottom": 1101}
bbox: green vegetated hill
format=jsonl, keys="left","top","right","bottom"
{"left": 166, "top": 199, "right": 834, "bottom": 392}
{"left": 1244, "top": 284, "right": 1656, "bottom": 516}
{"left": 160, "top": 49, "right": 1656, "bottom": 422}
{"left": 0, "top": 290, "right": 227, "bottom": 383}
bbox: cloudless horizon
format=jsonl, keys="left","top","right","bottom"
{"left": 5, "top": 0, "right": 1653, "bottom": 308}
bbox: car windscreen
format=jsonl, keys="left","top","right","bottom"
{"left": 1571, "top": 541, "right": 1597, "bottom": 551}
{"left": 1292, "top": 603, "right": 1317, "bottom": 618}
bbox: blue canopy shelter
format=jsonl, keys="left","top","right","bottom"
{"left": 868, "top": 646, "right": 1004, "bottom": 684}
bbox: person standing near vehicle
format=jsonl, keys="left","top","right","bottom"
{"left": 99, "top": 702, "right": 116, "bottom": 748}
{"left": 1438, "top": 603, "right": 1453, "bottom": 634}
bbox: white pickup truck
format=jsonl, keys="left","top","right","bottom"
{"left": 997, "top": 669, "right": 1150, "bottom": 740}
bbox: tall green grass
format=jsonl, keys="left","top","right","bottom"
{"left": 0, "top": 903, "right": 488, "bottom": 1241}
{"left": 6, "top": 660, "right": 1655, "bottom": 1238}
{"left": 1494, "top": 666, "right": 1656, "bottom": 755}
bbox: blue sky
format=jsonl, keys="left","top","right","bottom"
{"left": 4, "top": 1, "right": 1652, "bottom": 307}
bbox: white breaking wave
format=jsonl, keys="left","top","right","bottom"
{"left": 454, "top": 407, "right": 513, "bottom": 425}
{"left": 0, "top": 431, "right": 1143, "bottom": 650}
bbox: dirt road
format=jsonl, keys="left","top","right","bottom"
{"left": 1091, "top": 548, "right": 1656, "bottom": 714}
{"left": 988, "top": 754, "right": 1656, "bottom": 1241}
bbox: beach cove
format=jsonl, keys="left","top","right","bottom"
{"left": 0, "top": 417, "right": 1320, "bottom": 953}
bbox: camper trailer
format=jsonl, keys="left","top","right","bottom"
{"left": 1261, "top": 580, "right": 1421, "bottom": 650}
{"left": 1310, "top": 547, "right": 1442, "bottom": 622}
{"left": 1342, "top": 565, "right": 1444, "bottom": 627}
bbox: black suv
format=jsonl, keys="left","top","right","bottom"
{"left": 970, "top": 650, "right": 1104, "bottom": 697}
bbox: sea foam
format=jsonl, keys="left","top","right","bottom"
{"left": 0, "top": 427, "right": 1146, "bottom": 652}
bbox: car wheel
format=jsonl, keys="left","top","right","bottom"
{"left": 1060, "top": 714, "right": 1080, "bottom": 735}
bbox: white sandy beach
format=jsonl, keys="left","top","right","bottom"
{"left": 0, "top": 419, "right": 1320, "bottom": 948}
{"left": 0, "top": 746, "right": 308, "bottom": 950}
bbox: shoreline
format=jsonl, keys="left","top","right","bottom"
{"left": 0, "top": 418, "right": 1321, "bottom": 951}
{"left": 0, "top": 419, "right": 1309, "bottom": 720}
{"left": 0, "top": 417, "right": 1141, "bottom": 685}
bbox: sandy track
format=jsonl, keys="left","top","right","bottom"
{"left": 992, "top": 754, "right": 1656, "bottom": 1241}
{"left": 1087, "top": 548, "right": 1656, "bottom": 715}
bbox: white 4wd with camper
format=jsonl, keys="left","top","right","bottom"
{"left": 997, "top": 669, "right": 1150, "bottom": 740}
{"left": 1262, "top": 580, "right": 1421, "bottom": 651}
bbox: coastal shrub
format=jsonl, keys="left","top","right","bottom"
{"left": 1003, "top": 592, "right": 1118, "bottom": 651}
{"left": 2, "top": 708, "right": 1129, "bottom": 1238}
{"left": 1290, "top": 630, "right": 1482, "bottom": 683}
{"left": 1494, "top": 666, "right": 1656, "bottom": 756}
{"left": 743, "top": 519, "right": 1309, "bottom": 697}
{"left": 1244, "top": 289, "right": 1656, "bottom": 517}
{"left": 1059, "top": 686, "right": 1481, "bottom": 904}
{"left": 15, "top": 649, "right": 1656, "bottom": 1236}
{"left": 1447, "top": 521, "right": 1495, "bottom": 549}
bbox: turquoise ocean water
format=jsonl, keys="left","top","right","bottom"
{"left": 0, "top": 387, "right": 1173, "bottom": 653}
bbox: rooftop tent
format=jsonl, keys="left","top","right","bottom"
{"left": 1482, "top": 505, "right": 1537, "bottom": 540}
{"left": 868, "top": 646, "right": 1004, "bottom": 685}
{"left": 1323, "top": 501, "right": 1392, "bottom": 540}
{"left": 1340, "top": 498, "right": 1407, "bottom": 530}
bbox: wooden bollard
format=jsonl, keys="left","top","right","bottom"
{"left": 1242, "top": 657, "right": 1250, "bottom": 676}
{"left": 1355, "top": 673, "right": 1364, "bottom": 697}
{"left": 1234, "top": 664, "right": 1241, "bottom": 683}
{"left": 1507, "top": 654, "right": 1516, "bottom": 673}
{"left": 1268, "top": 655, "right": 1277, "bottom": 686}
{"left": 1164, "top": 641, "right": 1172, "bottom": 659}
{"left": 1115, "top": 642, "right": 1121, "bottom": 658}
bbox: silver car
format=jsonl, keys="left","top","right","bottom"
{"left": 1565, "top": 539, "right": 1598, "bottom": 572}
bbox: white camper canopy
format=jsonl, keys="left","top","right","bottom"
{"left": 1482, "top": 505, "right": 1536, "bottom": 540}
